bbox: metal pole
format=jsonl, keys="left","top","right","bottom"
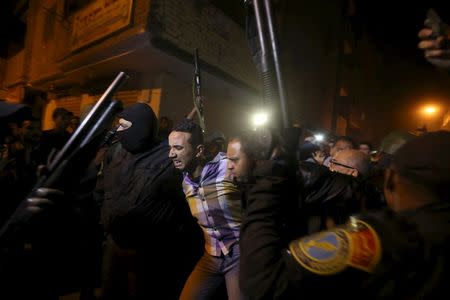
{"left": 253, "top": 0, "right": 268, "bottom": 58}
{"left": 252, "top": 0, "right": 282, "bottom": 129}
{"left": 262, "top": 0, "right": 290, "bottom": 128}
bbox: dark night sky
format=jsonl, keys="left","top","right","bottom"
{"left": 359, "top": 1, "right": 450, "bottom": 132}
{"left": 359, "top": 1, "right": 450, "bottom": 73}
{"left": 361, "top": 1, "right": 445, "bottom": 51}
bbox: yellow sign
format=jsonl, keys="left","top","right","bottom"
{"left": 70, "top": 0, "right": 133, "bottom": 51}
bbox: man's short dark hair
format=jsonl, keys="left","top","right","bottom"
{"left": 230, "top": 129, "right": 284, "bottom": 161}
{"left": 52, "top": 108, "right": 70, "bottom": 120}
{"left": 336, "top": 136, "right": 356, "bottom": 148}
{"left": 172, "top": 119, "right": 204, "bottom": 147}
{"left": 230, "top": 132, "right": 257, "bottom": 160}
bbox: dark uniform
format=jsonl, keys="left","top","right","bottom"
{"left": 240, "top": 160, "right": 450, "bottom": 299}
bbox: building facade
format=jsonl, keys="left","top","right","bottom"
{"left": 1, "top": 0, "right": 258, "bottom": 136}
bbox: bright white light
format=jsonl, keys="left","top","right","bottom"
{"left": 314, "top": 134, "right": 324, "bottom": 142}
{"left": 252, "top": 112, "right": 269, "bottom": 127}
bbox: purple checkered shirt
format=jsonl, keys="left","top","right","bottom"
{"left": 182, "top": 152, "right": 242, "bottom": 256}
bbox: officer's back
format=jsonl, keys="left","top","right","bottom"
{"left": 240, "top": 131, "right": 450, "bottom": 299}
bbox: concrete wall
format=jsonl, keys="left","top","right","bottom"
{"left": 3, "top": 50, "right": 25, "bottom": 87}
{"left": 158, "top": 72, "right": 256, "bottom": 139}
{"left": 149, "top": 0, "right": 258, "bottom": 89}
{"left": 277, "top": 0, "right": 343, "bottom": 130}
{"left": 25, "top": 0, "right": 151, "bottom": 85}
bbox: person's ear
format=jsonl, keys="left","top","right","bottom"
{"left": 195, "top": 144, "right": 205, "bottom": 158}
{"left": 384, "top": 168, "right": 396, "bottom": 193}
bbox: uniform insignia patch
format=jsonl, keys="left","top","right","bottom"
{"left": 289, "top": 229, "right": 350, "bottom": 275}
{"left": 347, "top": 219, "right": 381, "bottom": 272}
{"left": 289, "top": 219, "right": 381, "bottom": 275}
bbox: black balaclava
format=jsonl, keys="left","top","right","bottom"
{"left": 119, "top": 103, "right": 158, "bottom": 154}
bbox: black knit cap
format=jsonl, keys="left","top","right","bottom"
{"left": 393, "top": 131, "right": 450, "bottom": 199}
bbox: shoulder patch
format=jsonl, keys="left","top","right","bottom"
{"left": 289, "top": 219, "right": 381, "bottom": 275}
{"left": 289, "top": 229, "right": 350, "bottom": 275}
{"left": 346, "top": 218, "right": 382, "bottom": 272}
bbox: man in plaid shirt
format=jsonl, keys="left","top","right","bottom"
{"left": 168, "top": 119, "right": 245, "bottom": 300}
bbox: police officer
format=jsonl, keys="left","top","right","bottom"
{"left": 240, "top": 131, "right": 450, "bottom": 299}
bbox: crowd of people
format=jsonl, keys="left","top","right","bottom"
{"left": 0, "top": 12, "right": 449, "bottom": 300}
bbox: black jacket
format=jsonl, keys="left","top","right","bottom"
{"left": 96, "top": 141, "right": 197, "bottom": 248}
{"left": 298, "top": 161, "right": 385, "bottom": 233}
